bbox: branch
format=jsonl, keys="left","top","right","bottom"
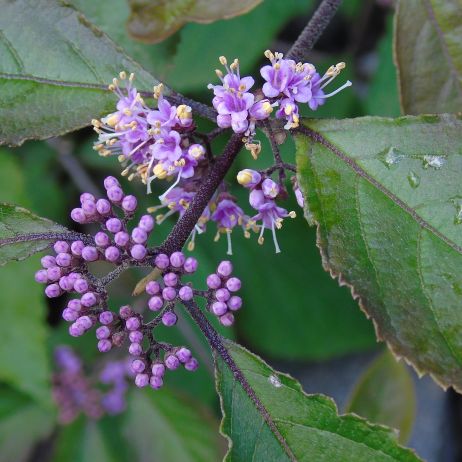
{"left": 181, "top": 299, "right": 295, "bottom": 460}
{"left": 285, "top": 0, "right": 343, "bottom": 62}
{"left": 159, "top": 133, "right": 243, "bottom": 255}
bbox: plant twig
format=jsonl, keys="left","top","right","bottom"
{"left": 286, "top": 0, "right": 343, "bottom": 62}
{"left": 159, "top": 133, "right": 243, "bottom": 255}
{"left": 181, "top": 299, "right": 296, "bottom": 461}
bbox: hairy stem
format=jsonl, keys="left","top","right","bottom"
{"left": 159, "top": 133, "right": 243, "bottom": 254}
{"left": 286, "top": 0, "right": 343, "bottom": 62}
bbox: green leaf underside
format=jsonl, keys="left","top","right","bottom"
{"left": 346, "top": 351, "right": 416, "bottom": 444}
{"left": 0, "top": 203, "right": 68, "bottom": 266}
{"left": 394, "top": 0, "right": 462, "bottom": 114}
{"left": 0, "top": 0, "right": 161, "bottom": 146}
{"left": 295, "top": 115, "right": 462, "bottom": 392}
{"left": 215, "top": 340, "right": 420, "bottom": 462}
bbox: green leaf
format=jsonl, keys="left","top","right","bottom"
{"left": 122, "top": 389, "right": 222, "bottom": 461}
{"left": 0, "top": 385, "right": 54, "bottom": 462}
{"left": 215, "top": 339, "right": 421, "bottom": 461}
{"left": 346, "top": 350, "right": 416, "bottom": 444}
{"left": 126, "top": 0, "right": 262, "bottom": 44}
{"left": 0, "top": 0, "right": 161, "bottom": 146}
{"left": 0, "top": 151, "right": 52, "bottom": 405}
{"left": 0, "top": 203, "right": 71, "bottom": 266}
{"left": 394, "top": 0, "right": 462, "bottom": 114}
{"left": 295, "top": 115, "right": 462, "bottom": 392}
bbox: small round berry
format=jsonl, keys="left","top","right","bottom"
{"left": 76, "top": 315, "right": 93, "bottom": 330}
{"left": 104, "top": 176, "right": 120, "bottom": 190}
{"left": 170, "top": 252, "right": 185, "bottom": 268}
{"left": 82, "top": 200, "right": 97, "bottom": 216}
{"left": 178, "top": 286, "right": 193, "bottom": 301}
{"left": 176, "top": 347, "right": 192, "bottom": 363}
{"left": 163, "top": 272, "right": 178, "bottom": 287}
{"left": 155, "top": 253, "right": 169, "bottom": 269}
{"left": 74, "top": 278, "right": 89, "bottom": 294}
{"left": 98, "top": 339, "right": 112, "bottom": 353}
{"left": 139, "top": 215, "right": 154, "bottom": 232}
{"left": 220, "top": 312, "right": 235, "bottom": 327}
{"left": 107, "top": 186, "right": 124, "bottom": 203}
{"left": 94, "top": 232, "right": 110, "bottom": 248}
{"left": 211, "top": 301, "right": 228, "bottom": 316}
{"left": 148, "top": 296, "right": 163, "bottom": 311}
{"left": 114, "top": 231, "right": 130, "bottom": 247}
{"left": 106, "top": 218, "right": 122, "bottom": 234}
{"left": 62, "top": 308, "right": 79, "bottom": 322}
{"left": 146, "top": 281, "right": 160, "bottom": 295}
{"left": 129, "top": 342, "right": 143, "bottom": 356}
{"left": 104, "top": 246, "right": 121, "bottom": 263}
{"left": 59, "top": 276, "right": 73, "bottom": 291}
{"left": 129, "top": 331, "right": 143, "bottom": 343}
{"left": 162, "top": 287, "right": 176, "bottom": 301}
{"left": 81, "top": 292, "right": 97, "bottom": 307}
{"left": 34, "top": 269, "right": 48, "bottom": 284}
{"left": 41, "top": 255, "right": 56, "bottom": 269}
{"left": 80, "top": 192, "right": 96, "bottom": 203}
{"left": 131, "top": 227, "right": 148, "bottom": 244}
{"left": 71, "top": 208, "right": 86, "bottom": 223}
{"left": 131, "top": 359, "right": 145, "bottom": 373}
{"left": 150, "top": 376, "right": 163, "bottom": 389}
{"left": 82, "top": 246, "right": 99, "bottom": 262}
{"left": 70, "top": 240, "right": 84, "bottom": 256}
{"left": 226, "top": 277, "right": 241, "bottom": 292}
{"left": 53, "top": 241, "right": 70, "bottom": 254}
{"left": 68, "top": 299, "right": 81, "bottom": 311}
{"left": 69, "top": 323, "right": 84, "bottom": 337}
{"left": 96, "top": 326, "right": 111, "bottom": 340}
{"left": 184, "top": 358, "right": 199, "bottom": 372}
{"left": 46, "top": 266, "right": 61, "bottom": 282}
{"left": 162, "top": 311, "right": 177, "bottom": 327}
{"left": 151, "top": 363, "right": 165, "bottom": 377}
{"left": 119, "top": 305, "right": 132, "bottom": 319}
{"left": 130, "top": 244, "right": 147, "bottom": 260}
{"left": 45, "top": 283, "right": 61, "bottom": 298}
{"left": 96, "top": 198, "right": 111, "bottom": 215}
{"left": 99, "top": 311, "right": 114, "bottom": 325}
{"left": 121, "top": 195, "right": 137, "bottom": 213}
{"left": 206, "top": 274, "right": 221, "bottom": 289}
{"left": 217, "top": 261, "right": 233, "bottom": 277}
{"left": 228, "top": 296, "right": 242, "bottom": 311}
{"left": 67, "top": 272, "right": 80, "bottom": 284}
{"left": 215, "top": 288, "right": 230, "bottom": 302}
{"left": 183, "top": 257, "right": 198, "bottom": 273}
{"left": 165, "top": 355, "right": 180, "bottom": 370}
{"left": 126, "top": 317, "right": 140, "bottom": 331}
{"left": 135, "top": 373, "right": 149, "bottom": 388}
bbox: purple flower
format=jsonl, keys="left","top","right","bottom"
{"left": 208, "top": 56, "right": 255, "bottom": 133}
{"left": 275, "top": 98, "right": 300, "bottom": 129}
{"left": 211, "top": 196, "right": 250, "bottom": 255}
{"left": 260, "top": 51, "right": 314, "bottom": 103}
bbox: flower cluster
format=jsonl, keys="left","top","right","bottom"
{"left": 93, "top": 73, "right": 206, "bottom": 198}
{"left": 208, "top": 51, "right": 351, "bottom": 133}
{"left": 237, "top": 169, "right": 296, "bottom": 253}
{"left": 206, "top": 260, "right": 242, "bottom": 326}
{"left": 52, "top": 346, "right": 131, "bottom": 423}
{"left": 35, "top": 177, "right": 243, "bottom": 391}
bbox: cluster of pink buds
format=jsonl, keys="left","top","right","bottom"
{"left": 34, "top": 177, "right": 244, "bottom": 391}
